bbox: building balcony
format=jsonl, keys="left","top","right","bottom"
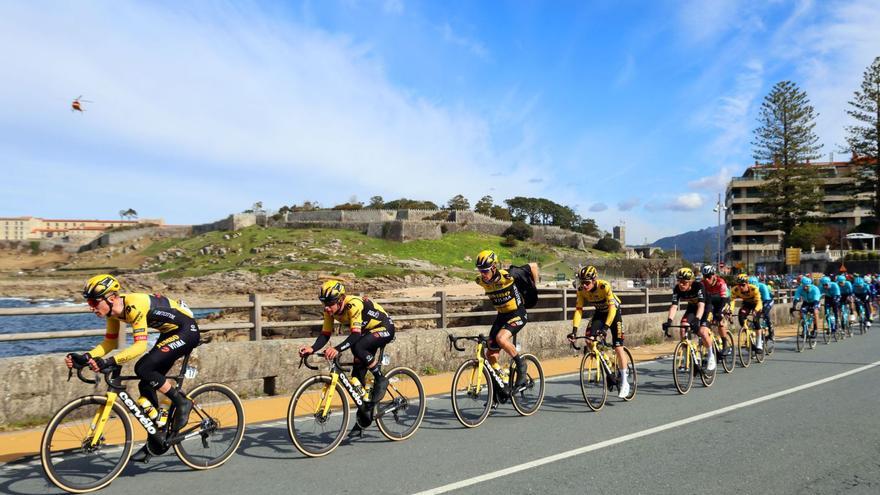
{"left": 729, "top": 212, "right": 764, "bottom": 220}
{"left": 729, "top": 197, "right": 763, "bottom": 204}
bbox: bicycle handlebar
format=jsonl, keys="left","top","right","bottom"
{"left": 567, "top": 334, "right": 606, "bottom": 352}
{"left": 447, "top": 334, "right": 486, "bottom": 353}
{"left": 67, "top": 360, "right": 120, "bottom": 387}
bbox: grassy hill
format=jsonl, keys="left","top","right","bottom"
{"left": 140, "top": 226, "right": 618, "bottom": 280}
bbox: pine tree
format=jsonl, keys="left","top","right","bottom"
{"left": 845, "top": 56, "right": 880, "bottom": 219}
{"left": 446, "top": 194, "right": 470, "bottom": 210}
{"left": 752, "top": 80, "right": 823, "bottom": 248}
{"left": 474, "top": 195, "right": 494, "bottom": 215}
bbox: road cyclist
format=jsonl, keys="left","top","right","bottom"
{"left": 473, "top": 249, "right": 530, "bottom": 391}
{"left": 791, "top": 276, "right": 822, "bottom": 342}
{"left": 567, "top": 265, "right": 632, "bottom": 399}
{"left": 819, "top": 276, "right": 841, "bottom": 340}
{"left": 837, "top": 274, "right": 856, "bottom": 335}
{"left": 298, "top": 280, "right": 395, "bottom": 438}
{"left": 853, "top": 276, "right": 873, "bottom": 330}
{"left": 664, "top": 267, "right": 715, "bottom": 372}
{"left": 66, "top": 274, "right": 201, "bottom": 462}
{"left": 701, "top": 265, "right": 733, "bottom": 359}
{"left": 750, "top": 275, "right": 775, "bottom": 344}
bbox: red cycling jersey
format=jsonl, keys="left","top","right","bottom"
{"left": 702, "top": 275, "right": 728, "bottom": 297}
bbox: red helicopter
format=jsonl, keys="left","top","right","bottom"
{"left": 71, "top": 95, "right": 92, "bottom": 113}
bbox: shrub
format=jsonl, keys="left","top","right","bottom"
{"left": 503, "top": 221, "right": 533, "bottom": 241}
{"left": 500, "top": 235, "right": 518, "bottom": 247}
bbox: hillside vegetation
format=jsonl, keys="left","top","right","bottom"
{"left": 141, "top": 226, "right": 618, "bottom": 279}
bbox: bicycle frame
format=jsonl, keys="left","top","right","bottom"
{"left": 76, "top": 353, "right": 199, "bottom": 448}
{"left": 571, "top": 337, "right": 615, "bottom": 386}
{"left": 449, "top": 334, "right": 516, "bottom": 398}
{"left": 665, "top": 324, "right": 702, "bottom": 371}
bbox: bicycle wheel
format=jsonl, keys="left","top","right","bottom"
{"left": 620, "top": 347, "right": 637, "bottom": 401}
{"left": 764, "top": 328, "right": 775, "bottom": 356}
{"left": 755, "top": 329, "right": 766, "bottom": 364}
{"left": 450, "top": 359, "right": 493, "bottom": 428}
{"left": 720, "top": 332, "right": 736, "bottom": 373}
{"left": 808, "top": 322, "right": 818, "bottom": 349}
{"left": 738, "top": 327, "right": 752, "bottom": 368}
{"left": 699, "top": 341, "right": 716, "bottom": 387}
{"left": 672, "top": 341, "right": 693, "bottom": 394}
{"left": 796, "top": 320, "right": 807, "bottom": 353}
{"left": 822, "top": 316, "right": 831, "bottom": 344}
{"left": 174, "top": 383, "right": 244, "bottom": 469}
{"left": 287, "top": 375, "right": 349, "bottom": 457}
{"left": 41, "top": 396, "right": 133, "bottom": 494}
{"left": 375, "top": 367, "right": 426, "bottom": 441}
{"left": 511, "top": 354, "right": 545, "bottom": 416}
{"left": 579, "top": 352, "right": 607, "bottom": 411}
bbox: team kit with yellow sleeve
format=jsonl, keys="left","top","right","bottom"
{"left": 88, "top": 293, "right": 200, "bottom": 397}
{"left": 730, "top": 282, "right": 763, "bottom": 327}
{"left": 475, "top": 268, "right": 527, "bottom": 350}
{"left": 573, "top": 279, "right": 624, "bottom": 346}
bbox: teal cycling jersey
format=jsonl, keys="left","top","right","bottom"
{"left": 757, "top": 282, "right": 773, "bottom": 302}
{"left": 794, "top": 285, "right": 822, "bottom": 303}
{"left": 838, "top": 281, "right": 853, "bottom": 296}
{"left": 820, "top": 283, "right": 840, "bottom": 297}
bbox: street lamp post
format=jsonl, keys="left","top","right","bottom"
{"left": 713, "top": 193, "right": 728, "bottom": 268}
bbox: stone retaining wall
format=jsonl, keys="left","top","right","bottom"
{"left": 0, "top": 302, "right": 793, "bottom": 427}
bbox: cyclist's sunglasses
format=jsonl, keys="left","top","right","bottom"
{"left": 86, "top": 298, "right": 103, "bottom": 308}
{"left": 477, "top": 267, "right": 494, "bottom": 273}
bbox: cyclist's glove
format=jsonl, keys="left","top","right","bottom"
{"left": 68, "top": 352, "right": 91, "bottom": 367}
{"left": 93, "top": 356, "right": 117, "bottom": 371}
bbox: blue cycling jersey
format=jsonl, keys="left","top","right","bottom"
{"left": 838, "top": 281, "right": 853, "bottom": 296}
{"left": 821, "top": 283, "right": 841, "bottom": 297}
{"left": 757, "top": 283, "right": 773, "bottom": 302}
{"left": 794, "top": 285, "right": 822, "bottom": 303}
{"left": 854, "top": 284, "right": 870, "bottom": 295}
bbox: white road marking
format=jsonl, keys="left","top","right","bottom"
{"left": 412, "top": 358, "right": 880, "bottom": 495}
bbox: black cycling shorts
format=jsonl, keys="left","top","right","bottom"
{"left": 488, "top": 310, "right": 527, "bottom": 350}
{"left": 590, "top": 311, "right": 624, "bottom": 347}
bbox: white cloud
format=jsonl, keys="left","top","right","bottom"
{"left": 589, "top": 202, "right": 608, "bottom": 212}
{"left": 645, "top": 193, "right": 704, "bottom": 212}
{"left": 617, "top": 198, "right": 640, "bottom": 211}
{"left": 383, "top": 0, "right": 404, "bottom": 15}
{"left": 0, "top": 2, "right": 537, "bottom": 220}
{"left": 438, "top": 22, "right": 489, "bottom": 59}
{"left": 688, "top": 166, "right": 734, "bottom": 191}
{"left": 615, "top": 54, "right": 636, "bottom": 87}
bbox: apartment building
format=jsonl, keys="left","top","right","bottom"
{"left": 0, "top": 217, "right": 163, "bottom": 242}
{"left": 724, "top": 160, "right": 873, "bottom": 270}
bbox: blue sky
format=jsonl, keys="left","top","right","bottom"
{"left": 1, "top": 0, "right": 878, "bottom": 243}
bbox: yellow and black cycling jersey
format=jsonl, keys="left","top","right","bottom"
{"left": 321, "top": 296, "right": 391, "bottom": 336}
{"left": 475, "top": 269, "right": 523, "bottom": 314}
{"left": 730, "top": 283, "right": 763, "bottom": 313}
{"left": 573, "top": 279, "right": 621, "bottom": 327}
{"left": 89, "top": 293, "right": 196, "bottom": 364}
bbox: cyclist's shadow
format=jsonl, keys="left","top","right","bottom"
{"left": 0, "top": 459, "right": 63, "bottom": 495}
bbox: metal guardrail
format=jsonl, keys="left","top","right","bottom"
{"left": 0, "top": 287, "right": 797, "bottom": 344}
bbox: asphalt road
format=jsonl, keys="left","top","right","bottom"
{"left": 4, "top": 330, "right": 880, "bottom": 495}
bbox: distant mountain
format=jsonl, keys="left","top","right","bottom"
{"left": 649, "top": 225, "right": 723, "bottom": 262}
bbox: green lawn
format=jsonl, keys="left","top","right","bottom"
{"left": 140, "top": 226, "right": 619, "bottom": 279}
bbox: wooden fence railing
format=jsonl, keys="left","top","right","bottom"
{"left": 0, "top": 288, "right": 796, "bottom": 345}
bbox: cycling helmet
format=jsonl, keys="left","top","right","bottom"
{"left": 475, "top": 250, "right": 498, "bottom": 271}
{"left": 748, "top": 276, "right": 759, "bottom": 285}
{"left": 83, "top": 274, "right": 120, "bottom": 300}
{"left": 701, "top": 265, "right": 716, "bottom": 277}
{"left": 735, "top": 273, "right": 749, "bottom": 284}
{"left": 676, "top": 268, "right": 694, "bottom": 281}
{"left": 836, "top": 275, "right": 847, "bottom": 284}
{"left": 801, "top": 276, "right": 812, "bottom": 287}
{"left": 318, "top": 280, "right": 345, "bottom": 304}
{"left": 578, "top": 265, "right": 598, "bottom": 282}
{"left": 865, "top": 275, "right": 873, "bottom": 283}
{"left": 854, "top": 277, "right": 865, "bottom": 286}
{"left": 820, "top": 276, "right": 831, "bottom": 286}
